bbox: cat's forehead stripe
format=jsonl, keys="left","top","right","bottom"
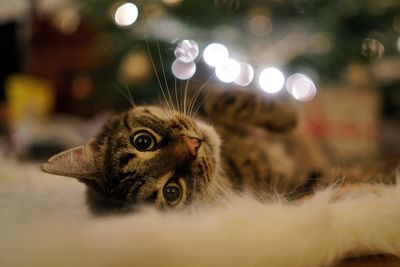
{"left": 134, "top": 106, "right": 173, "bottom": 121}
{"left": 130, "top": 115, "right": 168, "bottom": 135}
{"left": 175, "top": 117, "right": 191, "bottom": 130}
{"left": 123, "top": 113, "right": 131, "bottom": 131}
{"left": 142, "top": 110, "right": 162, "bottom": 121}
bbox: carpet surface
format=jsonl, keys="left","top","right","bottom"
{"left": 1, "top": 158, "right": 399, "bottom": 267}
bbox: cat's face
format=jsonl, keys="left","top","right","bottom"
{"left": 43, "top": 106, "right": 227, "bottom": 214}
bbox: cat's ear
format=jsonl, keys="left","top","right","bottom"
{"left": 42, "top": 140, "right": 98, "bottom": 180}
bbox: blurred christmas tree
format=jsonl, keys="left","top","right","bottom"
{"left": 73, "top": 0, "right": 400, "bottom": 114}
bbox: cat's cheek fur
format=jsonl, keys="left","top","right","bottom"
{"left": 196, "top": 120, "right": 221, "bottom": 161}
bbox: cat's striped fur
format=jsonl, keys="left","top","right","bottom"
{"left": 43, "top": 86, "right": 330, "bottom": 214}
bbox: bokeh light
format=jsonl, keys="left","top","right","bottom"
{"left": 258, "top": 67, "right": 285, "bottom": 94}
{"left": 203, "top": 43, "right": 229, "bottom": 67}
{"left": 114, "top": 3, "right": 139, "bottom": 27}
{"left": 397, "top": 36, "right": 400, "bottom": 52}
{"left": 286, "top": 73, "right": 317, "bottom": 101}
{"left": 247, "top": 15, "right": 272, "bottom": 37}
{"left": 71, "top": 72, "right": 93, "bottom": 101}
{"left": 234, "top": 63, "right": 254, "bottom": 86}
{"left": 52, "top": 7, "right": 81, "bottom": 34}
{"left": 171, "top": 59, "right": 196, "bottom": 80}
{"left": 119, "top": 51, "right": 152, "bottom": 84}
{"left": 174, "top": 40, "right": 199, "bottom": 63}
{"left": 215, "top": 58, "right": 240, "bottom": 83}
{"left": 162, "top": 0, "right": 183, "bottom": 7}
{"left": 309, "top": 33, "right": 331, "bottom": 54}
{"left": 361, "top": 38, "right": 384, "bottom": 60}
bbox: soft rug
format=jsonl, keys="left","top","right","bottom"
{"left": 0, "top": 158, "right": 399, "bottom": 267}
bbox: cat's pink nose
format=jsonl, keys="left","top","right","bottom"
{"left": 182, "top": 135, "right": 201, "bottom": 156}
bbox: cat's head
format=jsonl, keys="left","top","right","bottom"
{"left": 43, "top": 106, "right": 229, "bottom": 214}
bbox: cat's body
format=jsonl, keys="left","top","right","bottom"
{"left": 200, "top": 88, "right": 327, "bottom": 199}
{"left": 42, "top": 86, "right": 385, "bottom": 214}
{"left": 34, "top": 85, "right": 400, "bottom": 265}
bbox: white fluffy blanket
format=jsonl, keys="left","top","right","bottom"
{"left": 0, "top": 159, "right": 399, "bottom": 267}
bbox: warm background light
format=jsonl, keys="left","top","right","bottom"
{"left": 286, "top": 73, "right": 316, "bottom": 101}
{"left": 215, "top": 58, "right": 240, "bottom": 83}
{"left": 203, "top": 43, "right": 229, "bottom": 67}
{"left": 114, "top": 3, "right": 139, "bottom": 27}
{"left": 171, "top": 59, "right": 196, "bottom": 80}
{"left": 234, "top": 63, "right": 254, "bottom": 86}
{"left": 258, "top": 67, "right": 284, "bottom": 94}
{"left": 174, "top": 40, "right": 199, "bottom": 63}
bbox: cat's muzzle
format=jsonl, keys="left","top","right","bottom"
{"left": 182, "top": 135, "right": 201, "bottom": 157}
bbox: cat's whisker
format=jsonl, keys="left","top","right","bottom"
{"left": 162, "top": 98, "right": 175, "bottom": 121}
{"left": 145, "top": 35, "right": 173, "bottom": 114}
{"left": 183, "top": 78, "right": 190, "bottom": 116}
{"left": 188, "top": 71, "right": 214, "bottom": 116}
{"left": 124, "top": 81, "right": 136, "bottom": 108}
{"left": 180, "top": 79, "right": 184, "bottom": 114}
{"left": 187, "top": 87, "right": 202, "bottom": 117}
{"left": 174, "top": 77, "right": 181, "bottom": 114}
{"left": 194, "top": 50, "right": 204, "bottom": 64}
{"left": 159, "top": 101, "right": 173, "bottom": 121}
{"left": 191, "top": 90, "right": 213, "bottom": 117}
{"left": 115, "top": 84, "right": 136, "bottom": 108}
{"left": 172, "top": 19, "right": 190, "bottom": 115}
{"left": 188, "top": 76, "right": 212, "bottom": 117}
{"left": 184, "top": 53, "right": 206, "bottom": 116}
{"left": 116, "top": 85, "right": 129, "bottom": 104}
{"left": 186, "top": 51, "right": 209, "bottom": 116}
{"left": 155, "top": 32, "right": 176, "bottom": 113}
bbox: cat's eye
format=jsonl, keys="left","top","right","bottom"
{"left": 163, "top": 182, "right": 182, "bottom": 205}
{"left": 133, "top": 131, "right": 156, "bottom": 151}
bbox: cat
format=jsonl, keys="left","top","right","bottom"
{"left": 42, "top": 84, "right": 330, "bottom": 214}
{"left": 28, "top": 84, "right": 400, "bottom": 266}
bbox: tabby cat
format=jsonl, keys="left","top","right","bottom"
{"left": 43, "top": 86, "right": 327, "bottom": 214}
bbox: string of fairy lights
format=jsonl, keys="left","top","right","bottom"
{"left": 172, "top": 40, "right": 317, "bottom": 101}
{"left": 113, "top": 1, "right": 317, "bottom": 101}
